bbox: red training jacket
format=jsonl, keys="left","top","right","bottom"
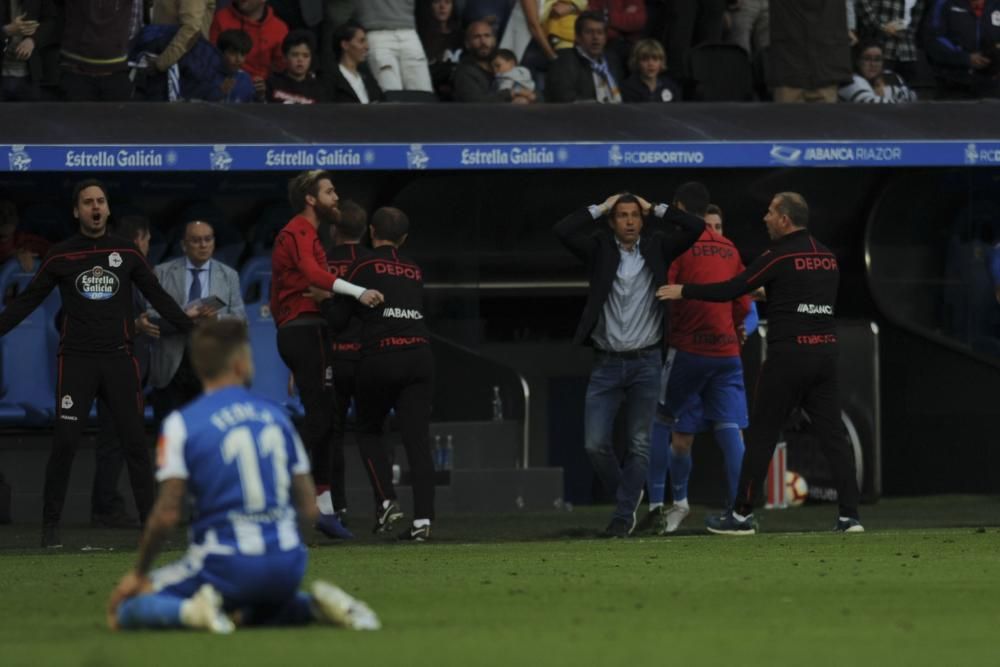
{"left": 271, "top": 216, "right": 340, "bottom": 327}
{"left": 667, "top": 228, "right": 751, "bottom": 357}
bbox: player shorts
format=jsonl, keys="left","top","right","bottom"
{"left": 151, "top": 535, "right": 307, "bottom": 610}
{"left": 657, "top": 348, "right": 749, "bottom": 433}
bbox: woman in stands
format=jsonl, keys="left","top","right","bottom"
{"left": 838, "top": 41, "right": 916, "bottom": 103}
{"left": 416, "top": 0, "right": 463, "bottom": 100}
{"left": 326, "top": 23, "right": 385, "bottom": 104}
{"left": 621, "top": 38, "right": 681, "bottom": 103}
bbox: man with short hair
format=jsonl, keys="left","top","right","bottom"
{"left": 545, "top": 11, "right": 624, "bottom": 103}
{"left": 555, "top": 191, "right": 703, "bottom": 537}
{"left": 314, "top": 207, "right": 435, "bottom": 541}
{"left": 659, "top": 192, "right": 864, "bottom": 534}
{"left": 453, "top": 20, "right": 535, "bottom": 103}
{"left": 106, "top": 319, "right": 379, "bottom": 634}
{"left": 324, "top": 201, "right": 372, "bottom": 525}
{"left": 640, "top": 184, "right": 751, "bottom": 534}
{"left": 0, "top": 179, "right": 194, "bottom": 548}
{"left": 272, "top": 170, "right": 383, "bottom": 540}
{"left": 147, "top": 220, "right": 247, "bottom": 424}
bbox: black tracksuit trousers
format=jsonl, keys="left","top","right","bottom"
{"left": 737, "top": 346, "right": 860, "bottom": 518}
{"left": 355, "top": 347, "right": 435, "bottom": 521}
{"left": 46, "top": 354, "right": 152, "bottom": 526}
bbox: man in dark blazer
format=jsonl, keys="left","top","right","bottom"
{"left": 545, "top": 11, "right": 625, "bottom": 103}
{"left": 554, "top": 191, "right": 703, "bottom": 537}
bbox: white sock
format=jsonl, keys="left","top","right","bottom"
{"left": 673, "top": 498, "right": 690, "bottom": 510}
{"left": 316, "top": 490, "right": 333, "bottom": 515}
{"left": 413, "top": 518, "right": 430, "bottom": 528}
{"left": 648, "top": 502, "right": 664, "bottom": 511}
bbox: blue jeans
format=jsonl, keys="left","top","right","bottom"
{"left": 583, "top": 349, "right": 661, "bottom": 521}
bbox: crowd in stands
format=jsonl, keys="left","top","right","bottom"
{"left": 0, "top": 1, "right": 997, "bottom": 104}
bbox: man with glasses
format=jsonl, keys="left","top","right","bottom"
{"left": 147, "top": 220, "right": 246, "bottom": 423}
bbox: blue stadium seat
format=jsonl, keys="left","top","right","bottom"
{"left": 0, "top": 258, "right": 60, "bottom": 425}
{"left": 250, "top": 202, "right": 293, "bottom": 255}
{"left": 241, "top": 258, "right": 302, "bottom": 417}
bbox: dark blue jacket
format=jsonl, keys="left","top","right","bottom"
{"left": 130, "top": 24, "right": 226, "bottom": 101}
{"left": 925, "top": 0, "right": 1000, "bottom": 86}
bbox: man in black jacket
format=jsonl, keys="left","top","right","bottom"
{"left": 546, "top": 11, "right": 624, "bottom": 103}
{"left": 658, "top": 192, "right": 863, "bottom": 534}
{"left": 315, "top": 206, "right": 435, "bottom": 542}
{"left": 555, "top": 192, "right": 703, "bottom": 537}
{"left": 0, "top": 180, "right": 194, "bottom": 548}
{"left": 452, "top": 20, "right": 534, "bottom": 103}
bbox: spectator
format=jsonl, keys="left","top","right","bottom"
{"left": 453, "top": 20, "right": 536, "bottom": 101}
{"left": 838, "top": 40, "right": 917, "bottom": 102}
{"left": 501, "top": 0, "right": 560, "bottom": 70}
{"left": 327, "top": 23, "right": 386, "bottom": 103}
{"left": 217, "top": 29, "right": 257, "bottom": 102}
{"left": 320, "top": 0, "right": 356, "bottom": 76}
{"left": 269, "top": 0, "right": 324, "bottom": 32}
{"left": 545, "top": 10, "right": 624, "bottom": 102}
{"left": 417, "top": 0, "right": 464, "bottom": 99}
{"left": 768, "top": 0, "right": 851, "bottom": 103}
{"left": 925, "top": 0, "right": 1000, "bottom": 99}
{"left": 856, "top": 0, "right": 925, "bottom": 81}
{"left": 492, "top": 47, "right": 536, "bottom": 93}
{"left": 0, "top": 200, "right": 50, "bottom": 273}
{"left": 726, "top": 0, "right": 769, "bottom": 60}
{"left": 662, "top": 0, "right": 726, "bottom": 81}
{"left": 544, "top": 0, "right": 588, "bottom": 51}
{"left": 211, "top": 0, "right": 289, "bottom": 99}
{"left": 267, "top": 29, "right": 330, "bottom": 102}
{"left": 462, "top": 0, "right": 518, "bottom": 31}
{"left": 147, "top": 220, "right": 247, "bottom": 425}
{"left": 149, "top": 0, "right": 217, "bottom": 73}
{"left": 587, "top": 0, "right": 647, "bottom": 64}
{"left": 621, "top": 37, "right": 681, "bottom": 101}
{"left": 356, "top": 0, "right": 434, "bottom": 92}
{"left": 0, "top": 0, "right": 57, "bottom": 101}
{"left": 58, "top": 0, "right": 136, "bottom": 101}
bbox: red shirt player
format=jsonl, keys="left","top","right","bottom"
{"left": 271, "top": 170, "right": 381, "bottom": 541}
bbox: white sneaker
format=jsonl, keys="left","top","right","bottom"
{"left": 182, "top": 584, "right": 235, "bottom": 634}
{"left": 659, "top": 504, "right": 690, "bottom": 534}
{"left": 310, "top": 581, "right": 381, "bottom": 630}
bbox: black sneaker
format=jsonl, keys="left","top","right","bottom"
{"left": 398, "top": 524, "right": 430, "bottom": 542}
{"left": 41, "top": 524, "right": 63, "bottom": 549}
{"left": 603, "top": 518, "right": 631, "bottom": 539}
{"left": 834, "top": 517, "right": 865, "bottom": 533}
{"left": 372, "top": 500, "right": 404, "bottom": 534}
{"left": 334, "top": 508, "right": 349, "bottom": 528}
{"left": 705, "top": 510, "right": 756, "bottom": 536}
{"left": 634, "top": 505, "right": 666, "bottom": 534}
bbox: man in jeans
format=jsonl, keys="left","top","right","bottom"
{"left": 356, "top": 0, "right": 433, "bottom": 92}
{"left": 554, "top": 192, "right": 702, "bottom": 537}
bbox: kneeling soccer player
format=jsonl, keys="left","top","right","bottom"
{"left": 107, "top": 319, "right": 379, "bottom": 633}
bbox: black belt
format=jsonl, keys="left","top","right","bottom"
{"left": 594, "top": 343, "right": 660, "bottom": 360}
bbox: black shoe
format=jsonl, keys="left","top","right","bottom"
{"left": 633, "top": 505, "right": 667, "bottom": 534}
{"left": 41, "top": 524, "right": 63, "bottom": 549}
{"left": 91, "top": 510, "right": 139, "bottom": 530}
{"left": 834, "top": 517, "right": 865, "bottom": 533}
{"left": 334, "top": 508, "right": 349, "bottom": 528}
{"left": 372, "top": 500, "right": 404, "bottom": 534}
{"left": 398, "top": 524, "right": 430, "bottom": 542}
{"left": 603, "top": 518, "right": 631, "bottom": 539}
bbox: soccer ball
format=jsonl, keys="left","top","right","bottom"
{"left": 785, "top": 471, "right": 809, "bottom": 507}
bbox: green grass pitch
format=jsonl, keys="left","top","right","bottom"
{"left": 1, "top": 498, "right": 999, "bottom": 667}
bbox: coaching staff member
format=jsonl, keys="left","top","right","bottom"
{"left": 272, "top": 171, "right": 382, "bottom": 539}
{"left": 324, "top": 201, "right": 372, "bottom": 525}
{"left": 555, "top": 192, "right": 703, "bottom": 538}
{"left": 0, "top": 179, "right": 194, "bottom": 548}
{"left": 658, "top": 192, "right": 863, "bottom": 535}
{"left": 314, "top": 207, "right": 434, "bottom": 542}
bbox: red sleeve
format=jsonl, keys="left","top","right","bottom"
{"left": 272, "top": 24, "right": 288, "bottom": 72}
{"left": 293, "top": 227, "right": 339, "bottom": 289}
{"left": 209, "top": 13, "right": 222, "bottom": 44}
